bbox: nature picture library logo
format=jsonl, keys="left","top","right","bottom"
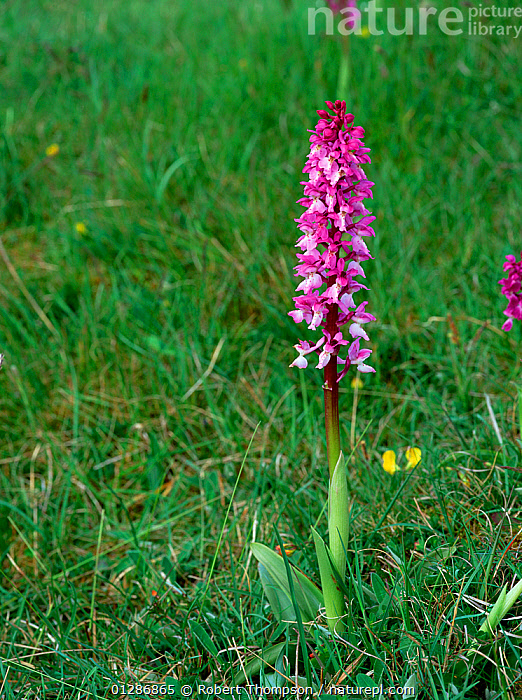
{"left": 308, "top": 0, "right": 522, "bottom": 38}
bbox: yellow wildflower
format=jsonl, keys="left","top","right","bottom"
{"left": 45, "top": 143, "right": 60, "bottom": 157}
{"left": 382, "top": 450, "right": 398, "bottom": 475}
{"left": 75, "top": 222, "right": 87, "bottom": 235}
{"left": 405, "top": 447, "right": 422, "bottom": 469}
{"left": 360, "top": 26, "right": 371, "bottom": 37}
{"left": 351, "top": 376, "right": 363, "bottom": 389}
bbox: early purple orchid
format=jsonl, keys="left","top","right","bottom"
{"left": 280, "top": 101, "right": 377, "bottom": 634}
{"left": 499, "top": 252, "right": 522, "bottom": 332}
{"left": 289, "top": 100, "right": 376, "bottom": 482}
{"left": 289, "top": 100, "right": 375, "bottom": 384}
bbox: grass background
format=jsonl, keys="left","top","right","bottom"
{"left": 0, "top": 0, "right": 521, "bottom": 697}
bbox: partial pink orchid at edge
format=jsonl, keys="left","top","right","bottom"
{"left": 326, "top": 0, "right": 358, "bottom": 30}
{"left": 499, "top": 251, "right": 522, "bottom": 331}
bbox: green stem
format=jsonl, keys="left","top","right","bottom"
{"left": 324, "top": 288, "right": 341, "bottom": 480}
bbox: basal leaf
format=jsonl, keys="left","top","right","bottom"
{"left": 250, "top": 542, "right": 323, "bottom": 622}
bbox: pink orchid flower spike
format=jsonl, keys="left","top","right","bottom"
{"left": 289, "top": 100, "right": 376, "bottom": 384}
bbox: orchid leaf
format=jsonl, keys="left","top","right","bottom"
{"left": 250, "top": 542, "right": 323, "bottom": 622}
{"left": 312, "top": 528, "right": 345, "bottom": 633}
{"left": 257, "top": 563, "right": 296, "bottom": 623}
{"left": 328, "top": 451, "right": 349, "bottom": 582}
